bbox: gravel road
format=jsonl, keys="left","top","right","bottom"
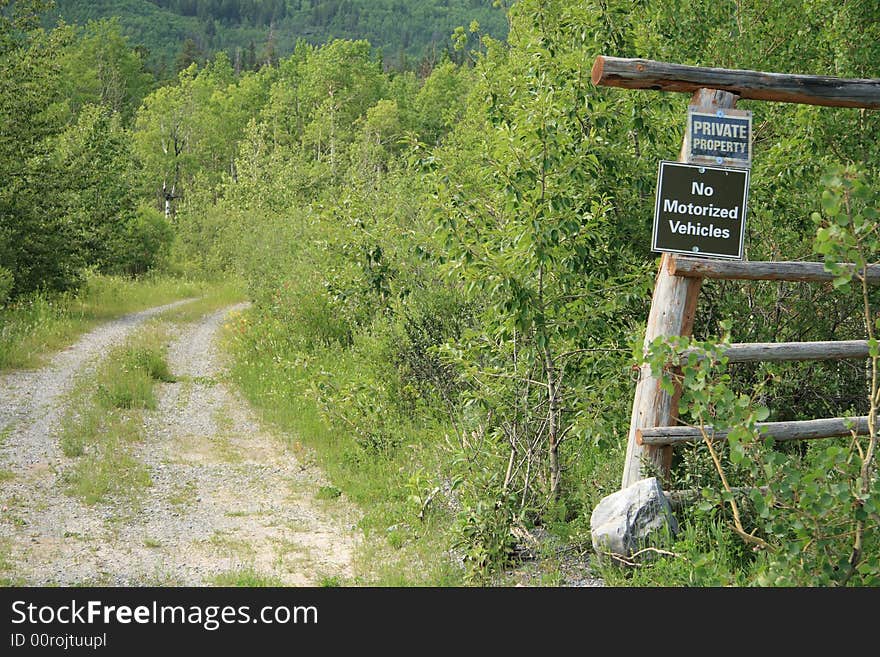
{"left": 0, "top": 302, "right": 359, "bottom": 585}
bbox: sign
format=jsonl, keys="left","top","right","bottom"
{"left": 686, "top": 107, "right": 752, "bottom": 168}
{"left": 652, "top": 161, "right": 749, "bottom": 260}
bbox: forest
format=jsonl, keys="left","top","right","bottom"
{"left": 2, "top": 0, "right": 879, "bottom": 585}
{"left": 47, "top": 0, "right": 508, "bottom": 72}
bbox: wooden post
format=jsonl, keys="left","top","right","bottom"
{"left": 621, "top": 88, "right": 739, "bottom": 489}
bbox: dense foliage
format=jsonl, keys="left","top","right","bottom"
{"left": 48, "top": 0, "right": 508, "bottom": 72}
{"left": 2, "top": 0, "right": 879, "bottom": 585}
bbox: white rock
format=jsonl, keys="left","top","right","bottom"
{"left": 590, "top": 477, "right": 678, "bottom": 560}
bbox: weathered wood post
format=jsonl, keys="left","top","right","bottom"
{"left": 620, "top": 88, "right": 738, "bottom": 488}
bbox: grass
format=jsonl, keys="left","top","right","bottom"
{"left": 156, "top": 279, "right": 246, "bottom": 323}
{"left": 167, "top": 481, "right": 198, "bottom": 509}
{"left": 208, "top": 568, "right": 285, "bottom": 587}
{"left": 58, "top": 324, "right": 173, "bottom": 505}
{"left": 316, "top": 485, "right": 342, "bottom": 500}
{"left": 224, "top": 307, "right": 466, "bottom": 586}
{"left": 206, "top": 531, "right": 255, "bottom": 558}
{"left": 0, "top": 273, "right": 230, "bottom": 371}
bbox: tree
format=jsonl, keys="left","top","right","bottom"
{"left": 174, "top": 37, "right": 204, "bottom": 72}
{"left": 0, "top": 10, "right": 83, "bottom": 295}
{"left": 413, "top": 60, "right": 469, "bottom": 144}
{"left": 53, "top": 104, "right": 140, "bottom": 272}
{"left": 59, "top": 19, "right": 156, "bottom": 123}
{"left": 432, "top": 0, "right": 648, "bottom": 511}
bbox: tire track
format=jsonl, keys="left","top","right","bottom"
{"left": 0, "top": 302, "right": 359, "bottom": 585}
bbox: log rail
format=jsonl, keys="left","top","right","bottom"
{"left": 683, "top": 339, "right": 871, "bottom": 364}
{"left": 638, "top": 416, "right": 870, "bottom": 446}
{"left": 591, "top": 56, "right": 880, "bottom": 109}
{"left": 669, "top": 256, "right": 880, "bottom": 284}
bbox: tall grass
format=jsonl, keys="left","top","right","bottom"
{"left": 224, "top": 305, "right": 466, "bottom": 586}
{"left": 0, "top": 273, "right": 209, "bottom": 370}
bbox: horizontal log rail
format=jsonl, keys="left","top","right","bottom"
{"left": 682, "top": 339, "right": 871, "bottom": 363}
{"left": 638, "top": 416, "right": 870, "bottom": 446}
{"left": 668, "top": 256, "right": 880, "bottom": 284}
{"left": 591, "top": 56, "right": 880, "bottom": 109}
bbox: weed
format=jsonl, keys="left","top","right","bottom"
{"left": 208, "top": 568, "right": 284, "bottom": 587}
{"left": 316, "top": 485, "right": 342, "bottom": 501}
{"left": 65, "top": 448, "right": 152, "bottom": 506}
{"left": 167, "top": 481, "right": 198, "bottom": 509}
{"left": 206, "top": 531, "right": 255, "bottom": 558}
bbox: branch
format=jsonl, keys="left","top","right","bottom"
{"left": 599, "top": 546, "right": 684, "bottom": 567}
{"left": 471, "top": 370, "right": 549, "bottom": 389}
{"left": 557, "top": 348, "right": 629, "bottom": 360}
{"left": 699, "top": 423, "right": 774, "bottom": 552}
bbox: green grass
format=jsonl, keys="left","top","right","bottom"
{"left": 208, "top": 568, "right": 285, "bottom": 587}
{"left": 66, "top": 444, "right": 152, "bottom": 506}
{"left": 58, "top": 324, "right": 174, "bottom": 505}
{"left": 156, "top": 279, "right": 246, "bottom": 323}
{"left": 318, "top": 575, "right": 342, "bottom": 587}
{"left": 224, "top": 307, "right": 465, "bottom": 586}
{"left": 0, "top": 273, "right": 212, "bottom": 371}
{"left": 596, "top": 516, "right": 754, "bottom": 587}
{"left": 316, "top": 485, "right": 342, "bottom": 501}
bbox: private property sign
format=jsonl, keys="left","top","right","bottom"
{"left": 686, "top": 107, "right": 752, "bottom": 168}
{"left": 652, "top": 161, "right": 749, "bottom": 259}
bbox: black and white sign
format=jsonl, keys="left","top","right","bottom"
{"left": 652, "top": 161, "right": 749, "bottom": 260}
{"left": 686, "top": 107, "right": 752, "bottom": 168}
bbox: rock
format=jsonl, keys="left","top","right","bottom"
{"left": 590, "top": 477, "right": 678, "bottom": 561}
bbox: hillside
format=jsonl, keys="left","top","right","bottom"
{"left": 46, "top": 0, "right": 509, "bottom": 72}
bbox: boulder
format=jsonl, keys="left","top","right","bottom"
{"left": 590, "top": 477, "right": 678, "bottom": 561}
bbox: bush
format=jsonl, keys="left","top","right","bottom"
{"left": 118, "top": 205, "right": 174, "bottom": 276}
{"left": 0, "top": 267, "right": 12, "bottom": 306}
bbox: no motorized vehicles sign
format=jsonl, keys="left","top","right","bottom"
{"left": 652, "top": 161, "right": 750, "bottom": 260}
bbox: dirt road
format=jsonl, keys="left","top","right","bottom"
{"left": 0, "top": 301, "right": 359, "bottom": 585}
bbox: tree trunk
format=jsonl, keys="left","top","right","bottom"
{"left": 545, "top": 349, "right": 561, "bottom": 499}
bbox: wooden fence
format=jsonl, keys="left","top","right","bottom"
{"left": 590, "top": 56, "right": 880, "bottom": 489}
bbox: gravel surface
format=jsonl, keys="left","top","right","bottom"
{"left": 0, "top": 302, "right": 359, "bottom": 585}
{"left": 0, "top": 300, "right": 193, "bottom": 471}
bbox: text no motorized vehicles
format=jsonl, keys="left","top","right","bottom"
{"left": 652, "top": 161, "right": 750, "bottom": 260}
